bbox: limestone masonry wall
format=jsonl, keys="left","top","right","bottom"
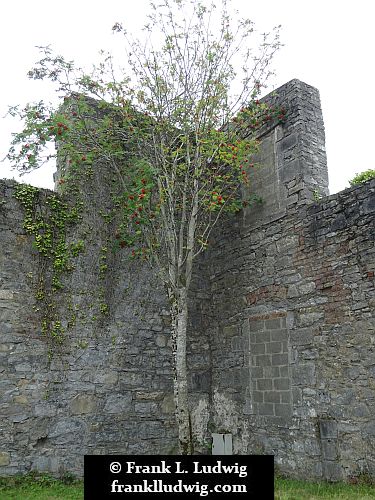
{"left": 207, "top": 177, "right": 375, "bottom": 481}
{"left": 0, "top": 79, "right": 374, "bottom": 481}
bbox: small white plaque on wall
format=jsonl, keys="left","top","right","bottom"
{"left": 212, "top": 433, "right": 233, "bottom": 455}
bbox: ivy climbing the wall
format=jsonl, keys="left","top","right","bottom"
{"left": 14, "top": 183, "right": 84, "bottom": 343}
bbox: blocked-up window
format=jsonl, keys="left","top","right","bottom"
{"left": 248, "top": 312, "right": 292, "bottom": 418}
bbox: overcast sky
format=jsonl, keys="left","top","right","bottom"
{"left": 1, "top": 0, "right": 373, "bottom": 194}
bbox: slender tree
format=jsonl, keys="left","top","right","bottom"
{"left": 6, "top": 0, "right": 283, "bottom": 453}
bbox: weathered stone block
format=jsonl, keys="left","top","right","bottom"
{"left": 277, "top": 134, "right": 297, "bottom": 153}
{"left": 319, "top": 419, "right": 338, "bottom": 439}
{"left": 155, "top": 334, "right": 168, "bottom": 347}
{"left": 191, "top": 371, "right": 210, "bottom": 391}
{"left": 272, "top": 353, "right": 289, "bottom": 366}
{"left": 254, "top": 332, "right": 271, "bottom": 343}
{"left": 274, "top": 378, "right": 290, "bottom": 390}
{"left": 279, "top": 366, "right": 289, "bottom": 377}
{"left": 13, "top": 395, "right": 28, "bottom": 405}
{"left": 263, "top": 366, "right": 274, "bottom": 378}
{"left": 264, "top": 391, "right": 281, "bottom": 403}
{"left": 31, "top": 456, "right": 60, "bottom": 473}
{"left": 249, "top": 320, "right": 264, "bottom": 332}
{"left": 257, "top": 379, "right": 272, "bottom": 391}
{"left": 274, "top": 403, "right": 292, "bottom": 418}
{"left": 71, "top": 394, "right": 97, "bottom": 415}
{"left": 92, "top": 371, "right": 119, "bottom": 386}
{"left": 0, "top": 452, "right": 10, "bottom": 466}
{"left": 134, "top": 402, "right": 158, "bottom": 414}
{"left": 292, "top": 364, "right": 315, "bottom": 385}
{"left": 255, "top": 355, "right": 271, "bottom": 367}
{"left": 251, "top": 367, "right": 263, "bottom": 378}
{"left": 298, "top": 282, "right": 316, "bottom": 295}
{"left": 287, "top": 285, "right": 299, "bottom": 298}
{"left": 49, "top": 418, "right": 88, "bottom": 445}
{"left": 223, "top": 325, "right": 239, "bottom": 337}
{"left": 251, "top": 343, "right": 266, "bottom": 355}
{"left": 330, "top": 213, "right": 347, "bottom": 232}
{"left": 161, "top": 394, "right": 175, "bottom": 414}
{"left": 104, "top": 393, "right": 132, "bottom": 414}
{"left": 290, "top": 328, "right": 314, "bottom": 346}
{"left": 280, "top": 392, "right": 292, "bottom": 404}
{"left": 253, "top": 391, "right": 264, "bottom": 403}
{"left": 298, "top": 312, "right": 324, "bottom": 327}
{"left": 35, "top": 404, "right": 57, "bottom": 417}
{"left": 265, "top": 319, "right": 282, "bottom": 330}
{"left": 321, "top": 439, "right": 338, "bottom": 460}
{"left": 257, "top": 403, "right": 274, "bottom": 416}
{"left": 322, "top": 461, "right": 343, "bottom": 482}
{"left": 266, "top": 341, "right": 283, "bottom": 354}
{"left": 270, "top": 330, "right": 288, "bottom": 342}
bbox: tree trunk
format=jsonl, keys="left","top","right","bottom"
{"left": 170, "top": 286, "right": 193, "bottom": 454}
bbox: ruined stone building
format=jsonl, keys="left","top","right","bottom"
{"left": 0, "top": 79, "right": 374, "bottom": 480}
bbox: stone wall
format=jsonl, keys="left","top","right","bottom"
{"left": 0, "top": 179, "right": 177, "bottom": 476}
{"left": 0, "top": 163, "right": 212, "bottom": 475}
{"left": 0, "top": 142, "right": 211, "bottom": 475}
{"left": 207, "top": 176, "right": 375, "bottom": 481}
{"left": 1, "top": 79, "right": 374, "bottom": 481}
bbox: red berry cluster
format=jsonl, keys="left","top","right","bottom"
{"left": 210, "top": 191, "right": 225, "bottom": 209}
{"left": 48, "top": 121, "right": 69, "bottom": 137}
